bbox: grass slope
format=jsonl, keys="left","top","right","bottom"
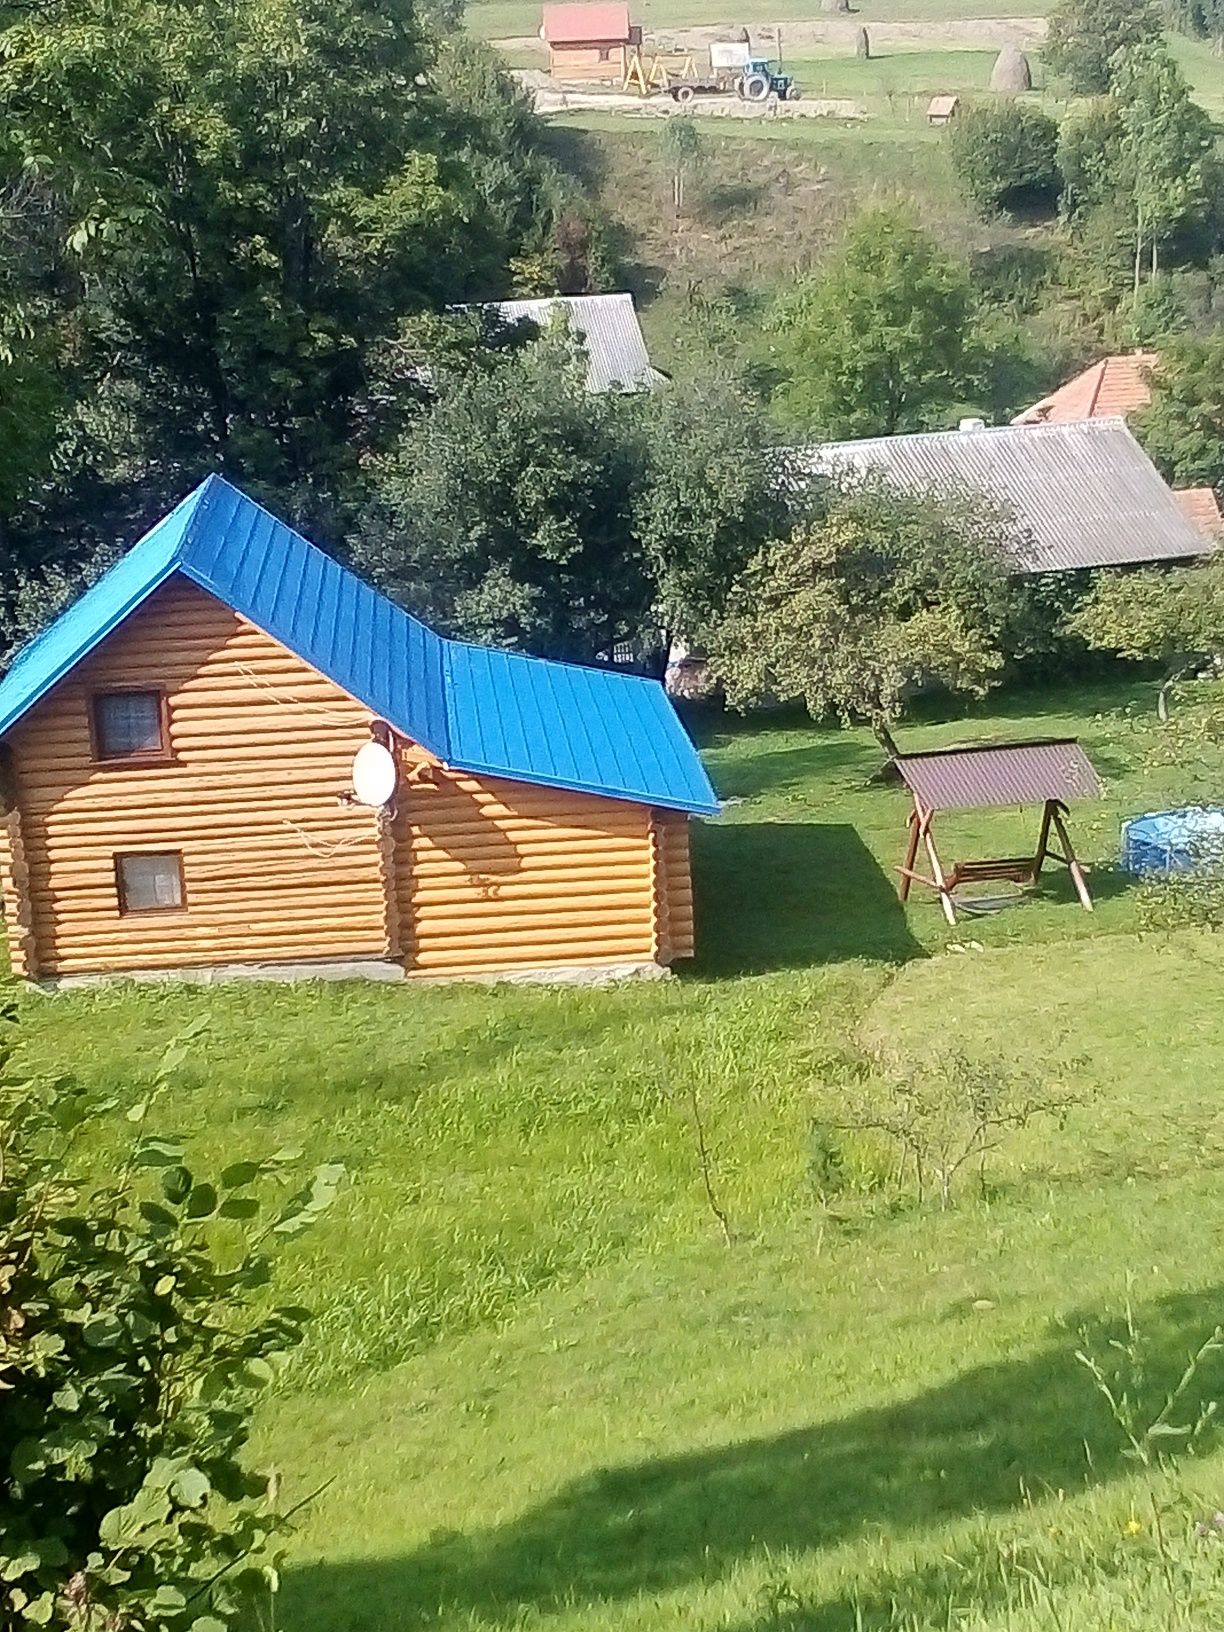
{"left": 18, "top": 678, "right": 1224, "bottom": 1631}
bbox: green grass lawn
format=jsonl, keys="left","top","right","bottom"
{"left": 19, "top": 676, "right": 1224, "bottom": 1631}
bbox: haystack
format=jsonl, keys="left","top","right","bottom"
{"left": 855, "top": 25, "right": 870, "bottom": 57}
{"left": 990, "top": 44, "right": 1032, "bottom": 92}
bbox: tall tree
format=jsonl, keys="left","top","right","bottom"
{"left": 1044, "top": 0, "right": 1161, "bottom": 93}
{"left": 0, "top": 0, "right": 593, "bottom": 513}
{"left": 948, "top": 102, "right": 1061, "bottom": 217}
{"left": 708, "top": 478, "right": 1021, "bottom": 757}
{"left": 1111, "top": 41, "right": 1215, "bottom": 290}
{"left": 1134, "top": 331, "right": 1224, "bottom": 491}
{"left": 766, "top": 207, "right": 976, "bottom": 438}
{"left": 350, "top": 326, "right": 652, "bottom": 664}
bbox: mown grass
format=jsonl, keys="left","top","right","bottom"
{"left": 18, "top": 676, "right": 1224, "bottom": 1631}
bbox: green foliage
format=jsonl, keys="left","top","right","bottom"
{"left": 1, "top": 1014, "right": 343, "bottom": 1630}
{"left": 0, "top": 0, "right": 597, "bottom": 515}
{"left": 947, "top": 101, "right": 1061, "bottom": 217}
{"left": 1112, "top": 41, "right": 1217, "bottom": 273}
{"left": 1164, "top": 0, "right": 1224, "bottom": 44}
{"left": 1066, "top": 558, "right": 1224, "bottom": 716}
{"left": 708, "top": 477, "right": 1020, "bottom": 749}
{"left": 629, "top": 373, "right": 794, "bottom": 640}
{"left": 351, "top": 327, "right": 651, "bottom": 662}
{"left": 1044, "top": 0, "right": 1162, "bottom": 93}
{"left": 1057, "top": 99, "right": 1127, "bottom": 222}
{"left": 1136, "top": 330, "right": 1224, "bottom": 490}
{"left": 812, "top": 1046, "right": 1083, "bottom": 1208}
{"left": 353, "top": 328, "right": 789, "bottom": 658}
{"left": 767, "top": 207, "right": 976, "bottom": 437}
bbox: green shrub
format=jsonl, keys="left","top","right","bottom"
{"left": 0, "top": 1010, "right": 344, "bottom": 1631}
{"left": 948, "top": 101, "right": 1062, "bottom": 216}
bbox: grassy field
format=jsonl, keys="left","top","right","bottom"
{"left": 20, "top": 675, "right": 1224, "bottom": 1630}
{"left": 467, "top": 0, "right": 1054, "bottom": 41}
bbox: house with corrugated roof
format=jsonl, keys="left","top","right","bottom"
{"left": 798, "top": 418, "right": 1214, "bottom": 573}
{"left": 541, "top": 1, "right": 640, "bottom": 81}
{"left": 1013, "top": 352, "right": 1223, "bottom": 538}
{"left": 478, "top": 293, "right": 666, "bottom": 393}
{"left": 0, "top": 477, "right": 716, "bottom": 986}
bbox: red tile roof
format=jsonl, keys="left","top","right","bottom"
{"left": 542, "top": 2, "right": 632, "bottom": 42}
{"left": 1013, "top": 353, "right": 1158, "bottom": 425}
{"left": 1173, "top": 486, "right": 1224, "bottom": 535}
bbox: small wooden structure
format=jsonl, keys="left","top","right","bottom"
{"left": 927, "top": 94, "right": 960, "bottom": 125}
{"left": 0, "top": 478, "right": 717, "bottom": 984}
{"left": 541, "top": 1, "right": 639, "bottom": 83}
{"left": 894, "top": 738, "right": 1102, "bottom": 925}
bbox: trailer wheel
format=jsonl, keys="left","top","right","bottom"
{"left": 741, "top": 72, "right": 770, "bottom": 101}
{"left": 674, "top": 83, "right": 695, "bottom": 104}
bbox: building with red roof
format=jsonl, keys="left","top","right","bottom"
{"left": 541, "top": 2, "right": 639, "bottom": 82}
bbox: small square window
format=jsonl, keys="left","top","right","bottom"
{"left": 93, "top": 691, "right": 167, "bottom": 761}
{"left": 115, "top": 853, "right": 184, "bottom": 914}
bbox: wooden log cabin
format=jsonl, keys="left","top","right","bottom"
{"left": 541, "top": 1, "right": 639, "bottom": 83}
{"left": 0, "top": 477, "right": 718, "bottom": 985}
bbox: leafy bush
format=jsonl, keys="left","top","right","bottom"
{"left": 1, "top": 1011, "right": 344, "bottom": 1630}
{"left": 948, "top": 102, "right": 1062, "bottom": 216}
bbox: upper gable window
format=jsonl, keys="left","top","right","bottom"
{"left": 92, "top": 691, "right": 168, "bottom": 762}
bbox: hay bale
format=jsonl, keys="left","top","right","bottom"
{"left": 855, "top": 25, "right": 870, "bottom": 57}
{"left": 990, "top": 45, "right": 1032, "bottom": 92}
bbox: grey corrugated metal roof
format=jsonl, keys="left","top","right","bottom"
{"left": 895, "top": 738, "right": 1102, "bottom": 812}
{"left": 482, "top": 293, "right": 666, "bottom": 394}
{"left": 799, "top": 418, "right": 1212, "bottom": 573}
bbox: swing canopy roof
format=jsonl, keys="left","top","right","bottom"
{"left": 894, "top": 738, "right": 1102, "bottom": 812}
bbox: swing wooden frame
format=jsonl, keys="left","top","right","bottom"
{"left": 892, "top": 739, "right": 1101, "bottom": 926}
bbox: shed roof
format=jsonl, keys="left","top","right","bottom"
{"left": 1173, "top": 486, "right": 1224, "bottom": 535}
{"left": 541, "top": 2, "right": 632, "bottom": 42}
{"left": 0, "top": 477, "right": 718, "bottom": 816}
{"left": 482, "top": 293, "right": 665, "bottom": 394}
{"left": 895, "top": 738, "right": 1102, "bottom": 812}
{"left": 800, "top": 417, "right": 1212, "bottom": 573}
{"left": 927, "top": 95, "right": 960, "bottom": 115}
{"left": 1013, "top": 352, "right": 1157, "bottom": 425}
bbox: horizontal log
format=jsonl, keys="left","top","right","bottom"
{"left": 404, "top": 876, "right": 651, "bottom": 906}
{"left": 409, "top": 942, "right": 653, "bottom": 970}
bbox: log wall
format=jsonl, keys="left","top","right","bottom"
{"left": 0, "top": 579, "right": 388, "bottom": 977}
{"left": 548, "top": 42, "right": 627, "bottom": 81}
{"left": 393, "top": 751, "right": 665, "bottom": 976}
{"left": 0, "top": 576, "right": 697, "bottom": 981}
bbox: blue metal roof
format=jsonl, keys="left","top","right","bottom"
{"left": 0, "top": 476, "right": 718, "bottom": 816}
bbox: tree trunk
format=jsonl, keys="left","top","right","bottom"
{"left": 872, "top": 716, "right": 903, "bottom": 760}
{"left": 1134, "top": 205, "right": 1143, "bottom": 300}
{"left": 1157, "top": 663, "right": 1191, "bottom": 723}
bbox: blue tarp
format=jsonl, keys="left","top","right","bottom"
{"left": 1121, "top": 807, "right": 1224, "bottom": 875}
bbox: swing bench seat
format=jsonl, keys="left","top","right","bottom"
{"left": 945, "top": 856, "right": 1037, "bottom": 889}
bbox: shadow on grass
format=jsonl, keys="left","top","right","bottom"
{"left": 285, "top": 1285, "right": 1224, "bottom": 1632}
{"left": 691, "top": 821, "right": 923, "bottom": 975}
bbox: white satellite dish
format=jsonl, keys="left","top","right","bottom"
{"left": 351, "top": 740, "right": 398, "bottom": 807}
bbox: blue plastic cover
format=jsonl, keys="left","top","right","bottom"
{"left": 1121, "top": 807, "right": 1224, "bottom": 875}
{"left": 0, "top": 476, "right": 719, "bottom": 817}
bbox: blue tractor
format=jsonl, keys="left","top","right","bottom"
{"left": 738, "top": 57, "right": 797, "bottom": 101}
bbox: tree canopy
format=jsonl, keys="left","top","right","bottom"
{"left": 766, "top": 208, "right": 976, "bottom": 438}
{"left": 1066, "top": 557, "right": 1224, "bottom": 717}
{"left": 708, "top": 478, "right": 1021, "bottom": 755}
{"left": 948, "top": 102, "right": 1061, "bottom": 217}
{"left": 1134, "top": 332, "right": 1224, "bottom": 491}
{"left": 1043, "top": 0, "right": 1162, "bottom": 93}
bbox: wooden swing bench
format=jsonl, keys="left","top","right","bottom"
{"left": 892, "top": 739, "right": 1103, "bottom": 927}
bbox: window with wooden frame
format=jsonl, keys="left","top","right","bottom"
{"left": 115, "top": 852, "right": 185, "bottom": 915}
{"left": 92, "top": 690, "right": 170, "bottom": 763}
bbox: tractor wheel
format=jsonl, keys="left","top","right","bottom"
{"left": 741, "top": 72, "right": 770, "bottom": 101}
{"left": 785, "top": 83, "right": 801, "bottom": 100}
{"left": 674, "top": 82, "right": 696, "bottom": 104}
